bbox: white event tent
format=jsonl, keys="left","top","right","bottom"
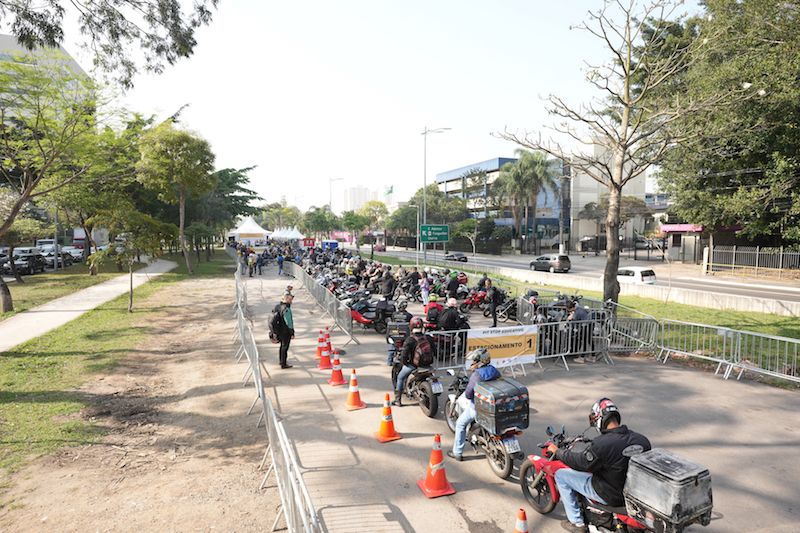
{"left": 227, "top": 217, "right": 271, "bottom": 248}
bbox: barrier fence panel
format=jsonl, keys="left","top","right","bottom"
{"left": 604, "top": 301, "right": 659, "bottom": 355}
{"left": 658, "top": 320, "right": 737, "bottom": 376}
{"left": 734, "top": 330, "right": 800, "bottom": 383}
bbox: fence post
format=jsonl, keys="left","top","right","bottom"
{"left": 755, "top": 246, "right": 760, "bottom": 278}
{"left": 779, "top": 246, "right": 784, "bottom": 280}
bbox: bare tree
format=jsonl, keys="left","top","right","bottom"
{"left": 496, "top": 0, "right": 756, "bottom": 303}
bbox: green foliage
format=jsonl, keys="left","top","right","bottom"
{"left": 407, "top": 184, "right": 469, "bottom": 224}
{"left": 0, "top": 0, "right": 220, "bottom": 89}
{"left": 659, "top": 0, "right": 800, "bottom": 244}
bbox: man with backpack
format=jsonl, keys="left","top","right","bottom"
{"left": 269, "top": 292, "right": 295, "bottom": 369}
{"left": 392, "top": 317, "right": 436, "bottom": 407}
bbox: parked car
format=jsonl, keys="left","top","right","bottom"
{"left": 2, "top": 252, "right": 47, "bottom": 275}
{"left": 61, "top": 246, "right": 85, "bottom": 261}
{"left": 530, "top": 253, "right": 571, "bottom": 273}
{"left": 44, "top": 250, "right": 74, "bottom": 268}
{"left": 373, "top": 244, "right": 386, "bottom": 252}
{"left": 0, "top": 251, "right": 8, "bottom": 268}
{"left": 617, "top": 266, "right": 657, "bottom": 285}
{"left": 444, "top": 252, "right": 467, "bottom": 262}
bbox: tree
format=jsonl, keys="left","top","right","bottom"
{"left": 136, "top": 121, "right": 216, "bottom": 276}
{"left": 515, "top": 149, "right": 559, "bottom": 254}
{"left": 495, "top": 159, "right": 528, "bottom": 246}
{"left": 0, "top": 0, "right": 219, "bottom": 89}
{"left": 189, "top": 167, "right": 261, "bottom": 240}
{"left": 88, "top": 209, "right": 179, "bottom": 312}
{"left": 0, "top": 215, "right": 50, "bottom": 284}
{"left": 453, "top": 218, "right": 480, "bottom": 262}
{"left": 496, "top": 0, "right": 752, "bottom": 303}
{"left": 341, "top": 210, "right": 371, "bottom": 252}
{"left": 657, "top": 0, "right": 800, "bottom": 243}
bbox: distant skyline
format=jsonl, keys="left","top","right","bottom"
{"left": 56, "top": 1, "right": 702, "bottom": 214}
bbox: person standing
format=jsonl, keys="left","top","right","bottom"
{"left": 485, "top": 280, "right": 501, "bottom": 327}
{"left": 420, "top": 275, "right": 431, "bottom": 306}
{"left": 256, "top": 253, "right": 263, "bottom": 275}
{"left": 270, "top": 292, "right": 295, "bottom": 369}
{"left": 277, "top": 253, "right": 284, "bottom": 275}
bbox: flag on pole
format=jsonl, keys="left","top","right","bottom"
{"left": 385, "top": 186, "right": 393, "bottom": 196}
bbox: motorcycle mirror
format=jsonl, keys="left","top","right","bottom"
{"left": 560, "top": 424, "right": 566, "bottom": 436}
{"left": 546, "top": 426, "right": 554, "bottom": 436}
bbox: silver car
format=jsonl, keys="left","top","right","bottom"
{"left": 530, "top": 254, "right": 571, "bottom": 273}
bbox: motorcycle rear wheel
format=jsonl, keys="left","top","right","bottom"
{"left": 520, "top": 459, "right": 557, "bottom": 514}
{"left": 418, "top": 381, "right": 439, "bottom": 418}
{"left": 444, "top": 400, "right": 457, "bottom": 433}
{"left": 375, "top": 320, "right": 388, "bottom": 334}
{"left": 485, "top": 436, "right": 513, "bottom": 479}
{"left": 483, "top": 307, "right": 491, "bottom": 318}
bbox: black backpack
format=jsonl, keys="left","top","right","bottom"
{"left": 268, "top": 305, "right": 287, "bottom": 339}
{"left": 427, "top": 306, "right": 440, "bottom": 323}
{"left": 413, "top": 335, "right": 434, "bottom": 367}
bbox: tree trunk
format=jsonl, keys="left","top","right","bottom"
{"left": 179, "top": 192, "right": 194, "bottom": 275}
{"left": 603, "top": 181, "right": 624, "bottom": 303}
{"left": 128, "top": 262, "right": 134, "bottom": 313}
{"left": 0, "top": 276, "right": 13, "bottom": 313}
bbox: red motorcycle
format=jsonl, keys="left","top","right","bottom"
{"left": 519, "top": 425, "right": 648, "bottom": 532}
{"left": 458, "top": 288, "right": 487, "bottom": 314}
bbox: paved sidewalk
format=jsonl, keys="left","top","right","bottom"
{"left": 0, "top": 258, "right": 178, "bottom": 354}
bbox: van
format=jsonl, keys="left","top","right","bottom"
{"left": 36, "top": 239, "right": 56, "bottom": 250}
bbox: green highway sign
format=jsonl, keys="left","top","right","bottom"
{"left": 420, "top": 224, "right": 450, "bottom": 243}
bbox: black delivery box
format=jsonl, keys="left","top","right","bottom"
{"left": 624, "top": 448, "right": 713, "bottom": 533}
{"left": 385, "top": 321, "right": 410, "bottom": 345}
{"left": 473, "top": 377, "right": 529, "bottom": 435}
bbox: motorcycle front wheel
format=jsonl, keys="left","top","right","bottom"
{"left": 520, "top": 459, "right": 557, "bottom": 514}
{"left": 375, "top": 320, "right": 388, "bottom": 334}
{"left": 444, "top": 400, "right": 457, "bottom": 433}
{"left": 391, "top": 364, "right": 400, "bottom": 388}
{"left": 483, "top": 307, "right": 491, "bottom": 318}
{"left": 458, "top": 302, "right": 470, "bottom": 314}
{"left": 418, "top": 381, "right": 439, "bottom": 418}
{"left": 485, "top": 436, "right": 513, "bottom": 479}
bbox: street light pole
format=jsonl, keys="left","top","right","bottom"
{"left": 408, "top": 204, "right": 420, "bottom": 267}
{"left": 329, "top": 178, "right": 343, "bottom": 239}
{"left": 422, "top": 126, "right": 450, "bottom": 264}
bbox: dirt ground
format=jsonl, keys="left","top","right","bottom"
{"left": 0, "top": 278, "right": 280, "bottom": 533}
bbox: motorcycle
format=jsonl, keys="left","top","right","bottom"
{"left": 394, "top": 280, "right": 421, "bottom": 302}
{"left": 443, "top": 368, "right": 525, "bottom": 479}
{"left": 458, "top": 288, "right": 488, "bottom": 314}
{"left": 495, "top": 297, "right": 518, "bottom": 323}
{"left": 351, "top": 296, "right": 394, "bottom": 334}
{"left": 390, "top": 341, "right": 442, "bottom": 417}
{"left": 519, "top": 426, "right": 650, "bottom": 533}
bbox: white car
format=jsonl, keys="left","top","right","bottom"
{"left": 61, "top": 246, "right": 85, "bottom": 261}
{"left": 617, "top": 267, "right": 657, "bottom": 285}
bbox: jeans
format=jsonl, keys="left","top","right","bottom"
{"left": 421, "top": 289, "right": 429, "bottom": 306}
{"left": 395, "top": 364, "right": 415, "bottom": 392}
{"left": 489, "top": 303, "right": 498, "bottom": 327}
{"left": 278, "top": 262, "right": 283, "bottom": 275}
{"left": 240, "top": 262, "right": 246, "bottom": 275}
{"left": 452, "top": 402, "right": 476, "bottom": 456}
{"left": 554, "top": 468, "right": 606, "bottom": 526}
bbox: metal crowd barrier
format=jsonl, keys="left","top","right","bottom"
{"left": 604, "top": 301, "right": 660, "bottom": 355}
{"left": 658, "top": 320, "right": 738, "bottom": 377}
{"left": 284, "top": 261, "right": 360, "bottom": 346}
{"left": 733, "top": 330, "right": 800, "bottom": 382}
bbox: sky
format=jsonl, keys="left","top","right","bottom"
{"left": 63, "top": 0, "right": 703, "bottom": 217}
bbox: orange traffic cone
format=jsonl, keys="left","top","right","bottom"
{"left": 343, "top": 369, "right": 367, "bottom": 411}
{"left": 318, "top": 347, "right": 333, "bottom": 370}
{"left": 327, "top": 354, "right": 348, "bottom": 386}
{"left": 324, "top": 329, "right": 333, "bottom": 355}
{"left": 315, "top": 330, "right": 325, "bottom": 360}
{"left": 417, "top": 434, "right": 455, "bottom": 498}
{"left": 513, "top": 508, "right": 529, "bottom": 533}
{"left": 373, "top": 393, "right": 402, "bottom": 442}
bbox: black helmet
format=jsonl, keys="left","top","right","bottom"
{"left": 590, "top": 398, "right": 621, "bottom": 431}
{"left": 410, "top": 316, "right": 424, "bottom": 333}
{"left": 396, "top": 299, "right": 408, "bottom": 310}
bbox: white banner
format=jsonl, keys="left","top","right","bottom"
{"left": 466, "top": 324, "right": 538, "bottom": 368}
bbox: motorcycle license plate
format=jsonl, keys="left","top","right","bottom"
{"left": 431, "top": 382, "right": 443, "bottom": 394}
{"left": 503, "top": 437, "right": 521, "bottom": 453}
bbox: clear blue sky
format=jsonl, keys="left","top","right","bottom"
{"left": 69, "top": 1, "right": 703, "bottom": 217}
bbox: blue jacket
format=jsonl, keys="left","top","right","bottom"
{"left": 465, "top": 365, "right": 501, "bottom": 403}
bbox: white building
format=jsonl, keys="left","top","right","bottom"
{"left": 342, "top": 185, "right": 379, "bottom": 212}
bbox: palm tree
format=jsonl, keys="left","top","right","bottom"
{"left": 515, "top": 149, "right": 559, "bottom": 254}
{"left": 497, "top": 159, "right": 529, "bottom": 250}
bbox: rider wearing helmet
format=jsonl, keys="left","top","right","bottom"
{"left": 445, "top": 270, "right": 460, "bottom": 300}
{"left": 546, "top": 398, "right": 651, "bottom": 533}
{"left": 392, "top": 298, "right": 413, "bottom": 323}
{"left": 393, "top": 317, "right": 437, "bottom": 407}
{"left": 380, "top": 265, "right": 397, "bottom": 299}
{"left": 447, "top": 348, "right": 501, "bottom": 462}
{"left": 438, "top": 297, "right": 461, "bottom": 331}
{"left": 424, "top": 293, "right": 443, "bottom": 326}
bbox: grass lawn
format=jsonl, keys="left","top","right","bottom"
{"left": 0, "top": 249, "right": 235, "bottom": 477}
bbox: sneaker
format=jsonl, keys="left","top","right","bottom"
{"left": 573, "top": 357, "right": 585, "bottom": 364}
{"left": 560, "top": 520, "right": 588, "bottom": 533}
{"left": 447, "top": 451, "right": 463, "bottom": 462}
{"left": 280, "top": 364, "right": 293, "bottom": 369}
{"left": 586, "top": 356, "right": 597, "bottom": 363}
